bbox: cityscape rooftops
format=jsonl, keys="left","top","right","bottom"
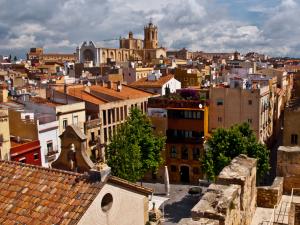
{"left": 130, "top": 74, "right": 174, "bottom": 88}
{"left": 54, "top": 83, "right": 156, "bottom": 105}
{"left": 0, "top": 160, "right": 152, "bottom": 224}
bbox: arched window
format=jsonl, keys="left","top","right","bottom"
{"left": 110, "top": 51, "right": 114, "bottom": 60}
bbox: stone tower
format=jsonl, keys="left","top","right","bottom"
{"left": 144, "top": 20, "right": 158, "bottom": 49}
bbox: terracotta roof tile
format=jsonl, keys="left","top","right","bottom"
{"left": 130, "top": 74, "right": 175, "bottom": 88}
{"left": 0, "top": 160, "right": 104, "bottom": 224}
{"left": 55, "top": 83, "right": 155, "bottom": 105}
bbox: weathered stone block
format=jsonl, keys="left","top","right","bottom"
{"left": 257, "top": 177, "right": 283, "bottom": 208}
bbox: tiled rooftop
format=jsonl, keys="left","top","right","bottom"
{"left": 0, "top": 160, "right": 104, "bottom": 224}
{"left": 55, "top": 83, "right": 155, "bottom": 105}
{"left": 130, "top": 74, "right": 174, "bottom": 88}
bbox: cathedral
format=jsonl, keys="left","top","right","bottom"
{"left": 76, "top": 21, "right": 166, "bottom": 66}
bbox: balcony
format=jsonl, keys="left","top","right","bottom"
{"left": 167, "top": 136, "right": 203, "bottom": 144}
{"left": 89, "top": 139, "right": 98, "bottom": 147}
{"left": 45, "top": 150, "right": 59, "bottom": 162}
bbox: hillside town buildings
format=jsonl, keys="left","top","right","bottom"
{"left": 2, "top": 17, "right": 300, "bottom": 225}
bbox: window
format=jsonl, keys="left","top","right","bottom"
{"left": 98, "top": 130, "right": 100, "bottom": 136}
{"left": 63, "top": 119, "right": 68, "bottom": 129}
{"left": 170, "top": 146, "right": 177, "bottom": 158}
{"left": 193, "top": 148, "right": 200, "bottom": 160}
{"left": 291, "top": 134, "right": 298, "bottom": 145}
{"left": 91, "top": 132, "right": 95, "bottom": 142}
{"left": 34, "top": 153, "right": 39, "bottom": 161}
{"left": 248, "top": 100, "right": 252, "bottom": 105}
{"left": 104, "top": 128, "right": 107, "bottom": 142}
{"left": 108, "top": 127, "right": 112, "bottom": 141}
{"left": 218, "top": 117, "right": 222, "bottom": 122}
{"left": 216, "top": 99, "right": 224, "bottom": 106}
{"left": 170, "top": 165, "right": 177, "bottom": 172}
{"left": 181, "top": 146, "right": 189, "bottom": 160}
{"left": 108, "top": 110, "right": 111, "bottom": 124}
{"left": 101, "top": 193, "right": 113, "bottom": 212}
{"left": 47, "top": 141, "right": 53, "bottom": 153}
{"left": 73, "top": 115, "right": 78, "bottom": 125}
{"left": 19, "top": 157, "right": 26, "bottom": 163}
{"left": 116, "top": 108, "right": 120, "bottom": 121}
{"left": 124, "top": 106, "right": 128, "bottom": 118}
{"left": 103, "top": 110, "right": 107, "bottom": 125}
{"left": 248, "top": 119, "right": 252, "bottom": 124}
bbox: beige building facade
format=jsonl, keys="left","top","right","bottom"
{"left": 283, "top": 98, "right": 300, "bottom": 146}
{"left": 0, "top": 109, "right": 10, "bottom": 160}
{"left": 209, "top": 84, "right": 274, "bottom": 143}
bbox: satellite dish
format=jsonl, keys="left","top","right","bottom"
{"left": 199, "top": 104, "right": 203, "bottom": 109}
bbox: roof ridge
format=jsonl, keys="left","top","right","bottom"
{"left": 108, "top": 176, "right": 153, "bottom": 195}
{"left": 0, "top": 160, "right": 82, "bottom": 176}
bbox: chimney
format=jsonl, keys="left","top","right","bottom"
{"left": 108, "top": 81, "right": 113, "bottom": 89}
{"left": 117, "top": 81, "right": 122, "bottom": 92}
{"left": 88, "top": 165, "right": 111, "bottom": 182}
{"left": 64, "top": 84, "right": 68, "bottom": 94}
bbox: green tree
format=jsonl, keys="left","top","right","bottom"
{"left": 106, "top": 108, "right": 165, "bottom": 182}
{"left": 202, "top": 123, "right": 270, "bottom": 181}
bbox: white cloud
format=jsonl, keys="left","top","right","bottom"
{"left": 0, "top": 0, "right": 300, "bottom": 57}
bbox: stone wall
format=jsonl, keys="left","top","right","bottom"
{"left": 179, "top": 154, "right": 257, "bottom": 225}
{"left": 257, "top": 177, "right": 284, "bottom": 208}
{"left": 277, "top": 146, "right": 300, "bottom": 193}
{"left": 217, "top": 154, "right": 257, "bottom": 225}
{"left": 190, "top": 183, "right": 241, "bottom": 225}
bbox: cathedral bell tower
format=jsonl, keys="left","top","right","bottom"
{"left": 144, "top": 20, "right": 158, "bottom": 49}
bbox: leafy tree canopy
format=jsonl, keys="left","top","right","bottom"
{"left": 106, "top": 108, "right": 165, "bottom": 182}
{"left": 202, "top": 123, "right": 270, "bottom": 181}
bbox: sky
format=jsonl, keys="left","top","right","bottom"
{"left": 0, "top": 0, "right": 299, "bottom": 58}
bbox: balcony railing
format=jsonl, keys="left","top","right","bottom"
{"left": 45, "top": 150, "right": 59, "bottom": 162}
{"left": 167, "top": 136, "right": 203, "bottom": 144}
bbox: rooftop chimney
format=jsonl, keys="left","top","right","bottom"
{"left": 108, "top": 81, "right": 113, "bottom": 89}
{"left": 117, "top": 81, "right": 122, "bottom": 92}
{"left": 88, "top": 165, "right": 111, "bottom": 182}
{"left": 64, "top": 84, "right": 68, "bottom": 94}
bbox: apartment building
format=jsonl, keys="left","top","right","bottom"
{"left": 209, "top": 76, "right": 275, "bottom": 143}
{"left": 174, "top": 67, "right": 203, "bottom": 88}
{"left": 0, "top": 109, "right": 10, "bottom": 160}
{"left": 123, "top": 66, "right": 153, "bottom": 84}
{"left": 47, "top": 82, "right": 156, "bottom": 160}
{"left": 130, "top": 71, "right": 181, "bottom": 95}
{"left": 148, "top": 95, "right": 209, "bottom": 184}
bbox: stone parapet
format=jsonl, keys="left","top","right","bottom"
{"left": 191, "top": 183, "right": 241, "bottom": 225}
{"left": 257, "top": 177, "right": 284, "bottom": 208}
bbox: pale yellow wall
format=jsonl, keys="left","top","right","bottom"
{"left": 77, "top": 183, "right": 148, "bottom": 225}
{"left": 0, "top": 109, "right": 10, "bottom": 160}
{"left": 283, "top": 109, "right": 300, "bottom": 146}
{"left": 56, "top": 102, "right": 86, "bottom": 135}
{"left": 0, "top": 89, "right": 8, "bottom": 102}
{"left": 209, "top": 88, "right": 261, "bottom": 140}
{"left": 8, "top": 110, "right": 38, "bottom": 140}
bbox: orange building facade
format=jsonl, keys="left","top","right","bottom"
{"left": 148, "top": 97, "right": 209, "bottom": 184}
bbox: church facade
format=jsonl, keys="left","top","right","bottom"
{"left": 76, "top": 22, "right": 166, "bottom": 66}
